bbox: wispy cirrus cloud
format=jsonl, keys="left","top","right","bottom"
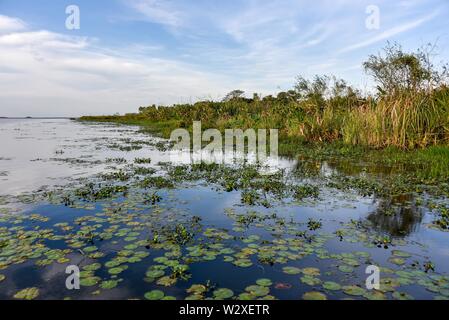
{"left": 124, "top": 0, "right": 184, "bottom": 27}
{"left": 339, "top": 9, "right": 441, "bottom": 53}
{"left": 1, "top": 0, "right": 449, "bottom": 116}
{"left": 0, "top": 16, "right": 230, "bottom": 116}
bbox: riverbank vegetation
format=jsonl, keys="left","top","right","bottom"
{"left": 80, "top": 43, "right": 449, "bottom": 179}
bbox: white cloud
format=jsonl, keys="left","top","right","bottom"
{"left": 124, "top": 0, "right": 183, "bottom": 27}
{"left": 339, "top": 10, "right": 440, "bottom": 53}
{"left": 0, "top": 16, "right": 231, "bottom": 117}
{"left": 0, "top": 15, "right": 26, "bottom": 33}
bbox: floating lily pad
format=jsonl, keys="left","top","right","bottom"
{"left": 83, "top": 246, "right": 98, "bottom": 253}
{"left": 213, "top": 288, "right": 234, "bottom": 299}
{"left": 157, "top": 276, "right": 177, "bottom": 287}
{"left": 245, "top": 285, "right": 270, "bottom": 297}
{"left": 283, "top": 266, "right": 301, "bottom": 275}
{"left": 14, "top": 287, "right": 40, "bottom": 300}
{"left": 82, "top": 263, "right": 101, "bottom": 271}
{"left": 144, "top": 290, "right": 165, "bottom": 300}
{"left": 338, "top": 265, "right": 354, "bottom": 273}
{"left": 322, "top": 281, "right": 341, "bottom": 291}
{"left": 388, "top": 257, "right": 406, "bottom": 266}
{"left": 343, "top": 285, "right": 366, "bottom": 296}
{"left": 301, "top": 267, "right": 320, "bottom": 276}
{"left": 100, "top": 280, "right": 119, "bottom": 290}
{"left": 238, "top": 293, "right": 256, "bottom": 300}
{"left": 187, "top": 284, "right": 207, "bottom": 295}
{"left": 80, "top": 276, "right": 100, "bottom": 287}
{"left": 233, "top": 259, "right": 253, "bottom": 268}
{"left": 146, "top": 269, "right": 165, "bottom": 279}
{"left": 392, "top": 292, "right": 414, "bottom": 300}
{"left": 301, "top": 275, "right": 321, "bottom": 286}
{"left": 0, "top": 274, "right": 5, "bottom": 282}
{"left": 392, "top": 250, "right": 412, "bottom": 258}
{"left": 363, "top": 290, "right": 387, "bottom": 300}
{"left": 256, "top": 278, "right": 273, "bottom": 287}
{"left": 108, "top": 265, "right": 128, "bottom": 275}
{"left": 303, "top": 291, "right": 327, "bottom": 300}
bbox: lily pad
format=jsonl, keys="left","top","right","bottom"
{"left": 245, "top": 285, "right": 270, "bottom": 297}
{"left": 303, "top": 291, "right": 327, "bottom": 300}
{"left": 157, "top": 276, "right": 177, "bottom": 287}
{"left": 187, "top": 284, "right": 207, "bottom": 295}
{"left": 80, "top": 276, "right": 100, "bottom": 287}
{"left": 144, "top": 290, "right": 165, "bottom": 300}
{"left": 213, "top": 288, "right": 234, "bottom": 299}
{"left": 343, "top": 285, "right": 366, "bottom": 296}
{"left": 363, "top": 290, "right": 387, "bottom": 300}
{"left": 338, "top": 265, "right": 354, "bottom": 273}
{"left": 146, "top": 269, "right": 165, "bottom": 279}
{"left": 14, "top": 287, "right": 40, "bottom": 300}
{"left": 392, "top": 291, "right": 414, "bottom": 300}
{"left": 256, "top": 278, "right": 273, "bottom": 287}
{"left": 100, "top": 280, "right": 119, "bottom": 290}
{"left": 300, "top": 275, "right": 321, "bottom": 286}
{"left": 322, "top": 281, "right": 341, "bottom": 291}
{"left": 388, "top": 257, "right": 406, "bottom": 266}
{"left": 301, "top": 267, "right": 320, "bottom": 276}
{"left": 283, "top": 266, "right": 301, "bottom": 275}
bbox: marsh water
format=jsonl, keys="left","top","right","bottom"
{"left": 0, "top": 119, "right": 448, "bottom": 300}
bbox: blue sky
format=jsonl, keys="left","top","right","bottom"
{"left": 0, "top": 0, "right": 449, "bottom": 116}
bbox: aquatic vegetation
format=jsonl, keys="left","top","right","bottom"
{"left": 145, "top": 290, "right": 165, "bottom": 300}
{"left": 307, "top": 219, "right": 322, "bottom": 231}
{"left": 213, "top": 288, "right": 234, "bottom": 300}
{"left": 13, "top": 288, "right": 40, "bottom": 300}
{"left": 1, "top": 119, "right": 449, "bottom": 301}
{"left": 303, "top": 291, "right": 327, "bottom": 300}
{"left": 140, "top": 176, "right": 174, "bottom": 189}
{"left": 293, "top": 184, "right": 320, "bottom": 201}
{"left": 134, "top": 157, "right": 152, "bottom": 164}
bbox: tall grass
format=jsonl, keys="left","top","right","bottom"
{"left": 80, "top": 86, "right": 449, "bottom": 150}
{"left": 80, "top": 43, "right": 449, "bottom": 150}
{"left": 341, "top": 88, "right": 449, "bottom": 148}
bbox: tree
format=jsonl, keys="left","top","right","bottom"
{"left": 363, "top": 42, "right": 448, "bottom": 95}
{"left": 222, "top": 90, "right": 245, "bottom": 102}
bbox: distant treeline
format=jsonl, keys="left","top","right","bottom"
{"left": 81, "top": 43, "right": 449, "bottom": 150}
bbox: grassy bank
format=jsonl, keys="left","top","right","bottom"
{"left": 79, "top": 43, "right": 449, "bottom": 182}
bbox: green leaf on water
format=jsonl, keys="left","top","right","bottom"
{"left": 213, "top": 288, "right": 234, "bottom": 299}
{"left": 301, "top": 267, "right": 320, "bottom": 276}
{"left": 322, "top": 281, "right": 341, "bottom": 291}
{"left": 256, "top": 278, "right": 273, "bottom": 287}
{"left": 392, "top": 292, "right": 414, "bottom": 300}
{"left": 187, "top": 284, "right": 207, "bottom": 295}
{"left": 145, "top": 269, "right": 165, "bottom": 279}
{"left": 300, "top": 275, "right": 321, "bottom": 286}
{"left": 388, "top": 257, "right": 406, "bottom": 266}
{"left": 100, "top": 280, "right": 119, "bottom": 290}
{"left": 338, "top": 265, "right": 354, "bottom": 273}
{"left": 13, "top": 287, "right": 40, "bottom": 300}
{"left": 303, "top": 291, "right": 327, "bottom": 300}
{"left": 144, "top": 290, "right": 164, "bottom": 300}
{"left": 343, "top": 285, "right": 366, "bottom": 296}
{"left": 245, "top": 285, "right": 270, "bottom": 297}
{"left": 282, "top": 266, "right": 301, "bottom": 275}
